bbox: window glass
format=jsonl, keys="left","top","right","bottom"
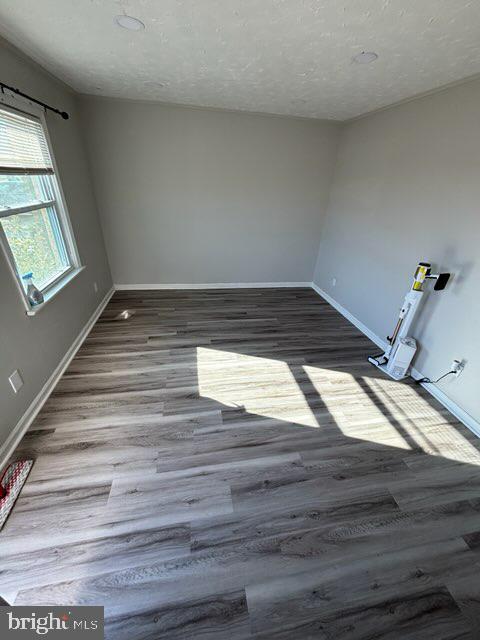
{"left": 0, "top": 174, "right": 51, "bottom": 210}
{"left": 1, "top": 206, "right": 70, "bottom": 290}
{"left": 0, "top": 104, "right": 78, "bottom": 304}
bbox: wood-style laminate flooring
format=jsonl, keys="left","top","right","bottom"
{"left": 2, "top": 288, "right": 480, "bottom": 639}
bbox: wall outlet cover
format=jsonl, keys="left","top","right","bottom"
{"left": 9, "top": 369, "right": 24, "bottom": 394}
{"left": 452, "top": 360, "right": 465, "bottom": 377}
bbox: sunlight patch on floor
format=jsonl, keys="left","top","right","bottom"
{"left": 362, "top": 376, "right": 480, "bottom": 465}
{"left": 196, "top": 347, "right": 319, "bottom": 427}
{"left": 196, "top": 347, "right": 479, "bottom": 464}
{"left": 302, "top": 366, "right": 411, "bottom": 449}
{"left": 303, "top": 364, "right": 480, "bottom": 462}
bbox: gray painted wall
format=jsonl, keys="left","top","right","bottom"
{"left": 79, "top": 97, "right": 340, "bottom": 285}
{"left": 313, "top": 79, "right": 480, "bottom": 422}
{"left": 0, "top": 40, "right": 112, "bottom": 448}
{"left": 3, "top": 35, "right": 478, "bottom": 452}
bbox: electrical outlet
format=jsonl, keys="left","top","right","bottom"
{"left": 9, "top": 369, "right": 24, "bottom": 393}
{"left": 451, "top": 359, "right": 465, "bottom": 377}
{"left": 332, "top": 277, "right": 337, "bottom": 287}
{"left": 93, "top": 282, "right": 98, "bottom": 293}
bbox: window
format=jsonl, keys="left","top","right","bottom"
{"left": 0, "top": 103, "right": 80, "bottom": 312}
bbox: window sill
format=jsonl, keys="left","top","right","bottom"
{"left": 26, "top": 266, "right": 85, "bottom": 316}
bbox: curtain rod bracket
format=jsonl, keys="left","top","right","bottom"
{"left": 0, "top": 81, "right": 69, "bottom": 120}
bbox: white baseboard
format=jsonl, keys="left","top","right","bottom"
{"left": 310, "top": 282, "right": 480, "bottom": 438}
{"left": 0, "top": 286, "right": 115, "bottom": 468}
{"left": 115, "top": 282, "right": 311, "bottom": 290}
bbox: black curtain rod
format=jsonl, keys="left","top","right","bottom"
{"left": 0, "top": 81, "right": 69, "bottom": 120}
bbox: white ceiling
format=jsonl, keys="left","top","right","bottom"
{"left": 1, "top": 0, "right": 480, "bottom": 120}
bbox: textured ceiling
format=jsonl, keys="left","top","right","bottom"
{"left": 1, "top": 0, "right": 480, "bottom": 120}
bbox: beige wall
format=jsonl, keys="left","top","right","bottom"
{"left": 0, "top": 39, "right": 112, "bottom": 449}
{"left": 79, "top": 97, "right": 340, "bottom": 285}
{"left": 313, "top": 79, "right": 480, "bottom": 422}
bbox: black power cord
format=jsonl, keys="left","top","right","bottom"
{"left": 415, "top": 370, "right": 455, "bottom": 385}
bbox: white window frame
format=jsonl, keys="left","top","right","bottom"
{"left": 0, "top": 92, "right": 83, "bottom": 315}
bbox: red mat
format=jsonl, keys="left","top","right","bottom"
{"left": 0, "top": 460, "right": 33, "bottom": 530}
